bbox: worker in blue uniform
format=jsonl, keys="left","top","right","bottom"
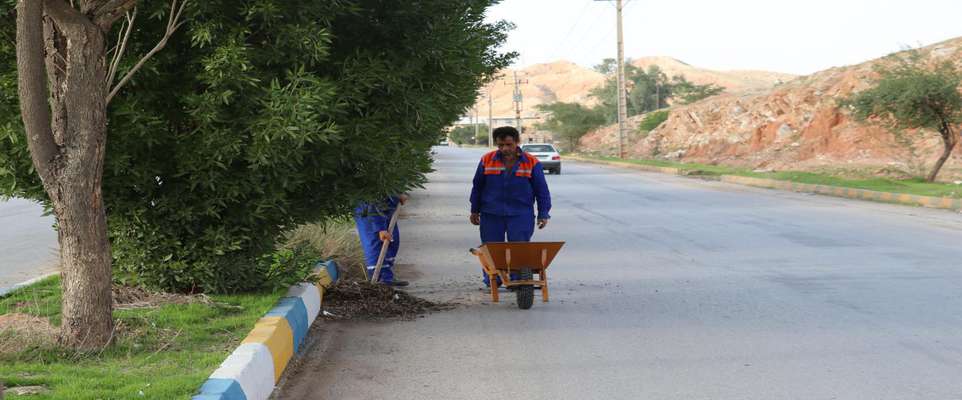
{"left": 469, "top": 126, "right": 552, "bottom": 286}
{"left": 354, "top": 195, "right": 409, "bottom": 286}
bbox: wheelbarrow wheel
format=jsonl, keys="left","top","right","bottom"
{"left": 516, "top": 268, "right": 534, "bottom": 310}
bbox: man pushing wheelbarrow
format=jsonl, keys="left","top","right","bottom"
{"left": 469, "top": 126, "right": 563, "bottom": 309}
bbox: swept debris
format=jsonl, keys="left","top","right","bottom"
{"left": 322, "top": 281, "right": 453, "bottom": 320}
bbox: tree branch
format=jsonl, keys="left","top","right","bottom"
{"left": 92, "top": 0, "right": 136, "bottom": 30}
{"left": 16, "top": 0, "right": 59, "bottom": 182}
{"left": 106, "top": 6, "right": 134, "bottom": 86}
{"left": 106, "top": 0, "right": 187, "bottom": 105}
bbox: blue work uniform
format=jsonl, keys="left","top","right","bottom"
{"left": 470, "top": 150, "right": 551, "bottom": 285}
{"left": 353, "top": 196, "right": 401, "bottom": 283}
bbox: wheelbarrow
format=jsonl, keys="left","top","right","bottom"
{"left": 469, "top": 241, "right": 565, "bottom": 309}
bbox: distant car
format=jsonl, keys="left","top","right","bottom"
{"left": 438, "top": 137, "right": 449, "bottom": 146}
{"left": 521, "top": 143, "right": 562, "bottom": 175}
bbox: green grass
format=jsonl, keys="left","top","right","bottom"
{"left": 579, "top": 154, "right": 962, "bottom": 199}
{"left": 0, "top": 277, "right": 282, "bottom": 399}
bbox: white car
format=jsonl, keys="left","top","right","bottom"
{"left": 521, "top": 143, "right": 562, "bottom": 175}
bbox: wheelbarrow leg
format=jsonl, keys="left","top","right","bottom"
{"left": 489, "top": 272, "right": 499, "bottom": 302}
{"left": 540, "top": 268, "right": 549, "bottom": 302}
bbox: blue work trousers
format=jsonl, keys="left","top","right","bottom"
{"left": 480, "top": 212, "right": 534, "bottom": 285}
{"left": 354, "top": 216, "right": 399, "bottom": 283}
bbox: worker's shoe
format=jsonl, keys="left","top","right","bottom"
{"left": 385, "top": 280, "right": 409, "bottom": 287}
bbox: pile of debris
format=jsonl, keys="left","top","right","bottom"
{"left": 322, "top": 280, "right": 453, "bottom": 320}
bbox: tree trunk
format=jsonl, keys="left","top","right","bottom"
{"left": 50, "top": 3, "right": 114, "bottom": 350}
{"left": 927, "top": 123, "right": 957, "bottom": 182}
{"left": 17, "top": 0, "right": 115, "bottom": 349}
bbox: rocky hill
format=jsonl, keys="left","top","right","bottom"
{"left": 580, "top": 37, "right": 962, "bottom": 180}
{"left": 471, "top": 59, "right": 793, "bottom": 121}
{"left": 631, "top": 56, "right": 796, "bottom": 94}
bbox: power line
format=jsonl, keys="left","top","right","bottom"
{"left": 548, "top": 1, "right": 594, "bottom": 60}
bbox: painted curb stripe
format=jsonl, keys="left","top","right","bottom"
{"left": 196, "top": 264, "right": 338, "bottom": 400}
{"left": 242, "top": 316, "right": 294, "bottom": 382}
{"left": 286, "top": 283, "right": 321, "bottom": 327}
{"left": 266, "top": 297, "right": 309, "bottom": 353}
{"left": 209, "top": 343, "right": 275, "bottom": 400}
{"left": 194, "top": 378, "right": 246, "bottom": 400}
{"left": 325, "top": 260, "right": 339, "bottom": 284}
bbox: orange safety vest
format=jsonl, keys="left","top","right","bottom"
{"left": 481, "top": 151, "right": 538, "bottom": 178}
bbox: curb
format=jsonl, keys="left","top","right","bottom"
{"left": 0, "top": 272, "right": 59, "bottom": 298}
{"left": 569, "top": 155, "right": 962, "bottom": 211}
{"left": 192, "top": 260, "right": 340, "bottom": 400}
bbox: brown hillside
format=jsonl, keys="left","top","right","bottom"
{"left": 580, "top": 37, "right": 962, "bottom": 180}
{"left": 470, "top": 59, "right": 792, "bottom": 122}
{"left": 631, "top": 56, "right": 797, "bottom": 93}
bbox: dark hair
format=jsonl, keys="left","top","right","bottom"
{"left": 493, "top": 126, "right": 520, "bottom": 142}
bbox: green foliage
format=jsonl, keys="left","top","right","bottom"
{"left": 638, "top": 110, "right": 670, "bottom": 132}
{"left": 448, "top": 124, "right": 490, "bottom": 145}
{"left": 844, "top": 51, "right": 962, "bottom": 181}
{"left": 535, "top": 102, "right": 607, "bottom": 149}
{"left": 671, "top": 76, "right": 724, "bottom": 104}
{"left": 0, "top": 0, "right": 513, "bottom": 292}
{"left": 846, "top": 55, "right": 962, "bottom": 131}
{"left": 1, "top": 276, "right": 284, "bottom": 399}
{"left": 590, "top": 62, "right": 724, "bottom": 120}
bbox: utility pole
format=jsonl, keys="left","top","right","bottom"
{"left": 506, "top": 71, "right": 528, "bottom": 135}
{"left": 488, "top": 85, "right": 494, "bottom": 147}
{"left": 596, "top": 0, "right": 628, "bottom": 158}
{"left": 615, "top": 0, "right": 627, "bottom": 158}
{"left": 473, "top": 106, "right": 480, "bottom": 145}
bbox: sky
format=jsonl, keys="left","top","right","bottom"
{"left": 484, "top": 0, "right": 962, "bottom": 75}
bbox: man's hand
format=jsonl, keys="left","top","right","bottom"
{"left": 537, "top": 219, "right": 549, "bottom": 229}
{"left": 378, "top": 230, "right": 393, "bottom": 242}
{"left": 470, "top": 213, "right": 481, "bottom": 225}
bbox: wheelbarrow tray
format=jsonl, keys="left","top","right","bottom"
{"left": 471, "top": 241, "right": 564, "bottom": 304}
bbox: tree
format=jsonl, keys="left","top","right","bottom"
{"left": 535, "top": 102, "right": 607, "bottom": 150}
{"left": 9, "top": 0, "right": 186, "bottom": 349}
{"left": 846, "top": 53, "right": 962, "bottom": 182}
{"left": 591, "top": 60, "right": 725, "bottom": 122}
{"left": 2, "top": 1, "right": 514, "bottom": 299}
{"left": 449, "top": 124, "right": 489, "bottom": 145}
{"left": 671, "top": 75, "right": 723, "bottom": 104}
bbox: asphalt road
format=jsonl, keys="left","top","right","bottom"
{"left": 0, "top": 198, "right": 58, "bottom": 291}
{"left": 278, "top": 146, "right": 962, "bottom": 400}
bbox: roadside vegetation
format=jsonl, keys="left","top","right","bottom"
{"left": 537, "top": 59, "right": 721, "bottom": 150}
{"left": 577, "top": 154, "right": 962, "bottom": 199}
{"left": 0, "top": 0, "right": 514, "bottom": 351}
{"left": 0, "top": 276, "right": 282, "bottom": 399}
{"left": 844, "top": 50, "right": 962, "bottom": 182}
{"left": 0, "top": 221, "right": 366, "bottom": 398}
{"left": 448, "top": 124, "right": 491, "bottom": 146}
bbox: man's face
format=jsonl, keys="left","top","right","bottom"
{"left": 496, "top": 136, "right": 518, "bottom": 157}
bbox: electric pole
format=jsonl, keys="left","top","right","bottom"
{"left": 615, "top": 0, "right": 627, "bottom": 158}
{"left": 488, "top": 85, "right": 494, "bottom": 147}
{"left": 473, "top": 106, "right": 480, "bottom": 144}
{"left": 596, "top": 0, "right": 628, "bottom": 158}
{"left": 506, "top": 71, "right": 528, "bottom": 135}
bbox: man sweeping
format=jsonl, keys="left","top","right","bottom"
{"left": 354, "top": 195, "right": 409, "bottom": 286}
{"left": 469, "top": 126, "right": 552, "bottom": 286}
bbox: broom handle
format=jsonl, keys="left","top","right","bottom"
{"left": 370, "top": 205, "right": 402, "bottom": 284}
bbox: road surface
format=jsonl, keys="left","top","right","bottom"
{"left": 0, "top": 198, "right": 58, "bottom": 291}
{"left": 278, "top": 146, "right": 962, "bottom": 400}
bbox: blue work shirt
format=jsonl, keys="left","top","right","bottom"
{"left": 470, "top": 150, "right": 551, "bottom": 219}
